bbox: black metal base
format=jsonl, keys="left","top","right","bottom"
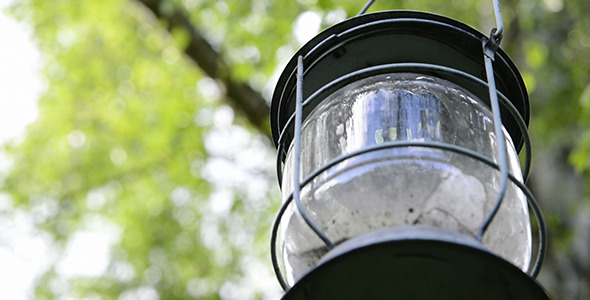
{"left": 282, "top": 227, "right": 549, "bottom": 300}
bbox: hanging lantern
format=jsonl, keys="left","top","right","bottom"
{"left": 270, "top": 9, "right": 549, "bottom": 300}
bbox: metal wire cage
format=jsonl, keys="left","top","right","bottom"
{"left": 269, "top": 8, "right": 548, "bottom": 300}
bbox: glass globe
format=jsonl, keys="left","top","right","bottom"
{"left": 279, "top": 73, "right": 531, "bottom": 285}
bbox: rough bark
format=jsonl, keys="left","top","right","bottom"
{"left": 136, "top": 0, "right": 271, "bottom": 139}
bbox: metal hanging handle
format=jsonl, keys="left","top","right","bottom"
{"left": 491, "top": 0, "right": 504, "bottom": 39}
{"left": 358, "top": 0, "right": 377, "bottom": 15}
{"left": 359, "top": 0, "right": 505, "bottom": 39}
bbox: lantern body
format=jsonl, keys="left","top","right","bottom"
{"left": 279, "top": 73, "right": 531, "bottom": 284}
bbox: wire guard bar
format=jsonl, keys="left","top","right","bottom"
{"left": 293, "top": 56, "right": 334, "bottom": 250}
{"left": 477, "top": 0, "right": 507, "bottom": 242}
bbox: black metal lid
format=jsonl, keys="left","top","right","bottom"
{"left": 270, "top": 10, "right": 529, "bottom": 155}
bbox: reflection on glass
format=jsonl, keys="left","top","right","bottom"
{"left": 280, "top": 73, "right": 531, "bottom": 284}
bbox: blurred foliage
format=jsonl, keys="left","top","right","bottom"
{"left": 1, "top": 0, "right": 590, "bottom": 299}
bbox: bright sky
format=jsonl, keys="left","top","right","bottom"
{"left": 0, "top": 4, "right": 122, "bottom": 298}
{"left": 0, "top": 3, "right": 40, "bottom": 143}
{"left": 0, "top": 2, "right": 47, "bottom": 299}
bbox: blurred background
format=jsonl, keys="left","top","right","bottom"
{"left": 0, "top": 0, "right": 589, "bottom": 299}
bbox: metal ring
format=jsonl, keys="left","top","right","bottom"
{"left": 275, "top": 63, "right": 532, "bottom": 185}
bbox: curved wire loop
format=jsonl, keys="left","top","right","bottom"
{"left": 271, "top": 141, "right": 547, "bottom": 290}
{"left": 292, "top": 56, "right": 334, "bottom": 250}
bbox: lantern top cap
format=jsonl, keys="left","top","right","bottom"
{"left": 270, "top": 10, "right": 529, "bottom": 153}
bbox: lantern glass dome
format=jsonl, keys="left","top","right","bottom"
{"left": 279, "top": 73, "right": 531, "bottom": 284}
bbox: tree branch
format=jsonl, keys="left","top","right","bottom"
{"left": 136, "top": 0, "right": 271, "bottom": 139}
